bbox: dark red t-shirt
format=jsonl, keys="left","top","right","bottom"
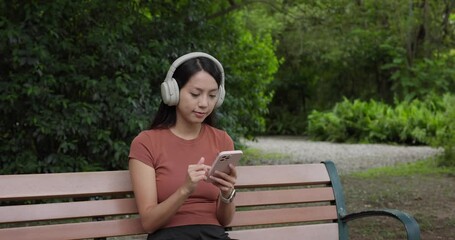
{"left": 129, "top": 124, "right": 234, "bottom": 228}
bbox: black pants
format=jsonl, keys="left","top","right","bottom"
{"left": 147, "top": 224, "right": 232, "bottom": 240}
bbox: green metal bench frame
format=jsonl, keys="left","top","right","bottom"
{"left": 324, "top": 161, "right": 421, "bottom": 240}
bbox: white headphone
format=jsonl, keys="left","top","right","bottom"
{"left": 160, "top": 52, "right": 225, "bottom": 108}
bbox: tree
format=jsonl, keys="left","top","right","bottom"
{"left": 238, "top": 0, "right": 455, "bottom": 134}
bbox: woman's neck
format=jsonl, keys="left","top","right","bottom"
{"left": 170, "top": 123, "right": 203, "bottom": 140}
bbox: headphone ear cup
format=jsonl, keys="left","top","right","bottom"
{"left": 161, "top": 78, "right": 180, "bottom": 106}
{"left": 215, "top": 85, "right": 226, "bottom": 108}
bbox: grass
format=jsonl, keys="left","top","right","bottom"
{"left": 240, "top": 147, "right": 293, "bottom": 165}
{"left": 350, "top": 157, "right": 455, "bottom": 177}
{"left": 342, "top": 158, "right": 455, "bottom": 240}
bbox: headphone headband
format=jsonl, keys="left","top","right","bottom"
{"left": 164, "top": 52, "right": 225, "bottom": 86}
{"left": 161, "top": 52, "right": 226, "bottom": 107}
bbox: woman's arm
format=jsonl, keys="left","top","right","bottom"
{"left": 129, "top": 158, "right": 209, "bottom": 233}
{"left": 210, "top": 164, "right": 237, "bottom": 226}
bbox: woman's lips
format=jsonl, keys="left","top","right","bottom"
{"left": 194, "top": 111, "right": 206, "bottom": 118}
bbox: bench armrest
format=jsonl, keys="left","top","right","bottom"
{"left": 341, "top": 209, "right": 420, "bottom": 240}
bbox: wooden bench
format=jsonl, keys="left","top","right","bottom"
{"left": 0, "top": 161, "right": 421, "bottom": 240}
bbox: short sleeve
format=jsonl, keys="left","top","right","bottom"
{"left": 128, "top": 132, "right": 155, "bottom": 168}
{"left": 223, "top": 131, "right": 235, "bottom": 151}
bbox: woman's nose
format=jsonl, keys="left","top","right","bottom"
{"left": 198, "top": 95, "right": 209, "bottom": 107}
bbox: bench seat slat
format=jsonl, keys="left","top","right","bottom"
{"left": 0, "top": 171, "right": 132, "bottom": 200}
{"left": 228, "top": 223, "right": 339, "bottom": 240}
{"left": 0, "top": 199, "right": 138, "bottom": 224}
{"left": 235, "top": 187, "right": 335, "bottom": 207}
{"left": 0, "top": 218, "right": 145, "bottom": 240}
{"left": 230, "top": 205, "right": 338, "bottom": 227}
{"left": 0, "top": 165, "right": 330, "bottom": 200}
{"left": 236, "top": 164, "right": 330, "bottom": 188}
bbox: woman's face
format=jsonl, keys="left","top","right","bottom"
{"left": 176, "top": 70, "right": 219, "bottom": 126}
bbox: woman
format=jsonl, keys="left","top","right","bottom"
{"left": 128, "top": 52, "right": 237, "bottom": 240}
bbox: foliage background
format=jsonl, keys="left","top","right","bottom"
{"left": 257, "top": 0, "right": 455, "bottom": 134}
{"left": 1, "top": 0, "right": 454, "bottom": 173}
{"left": 0, "top": 1, "right": 278, "bottom": 173}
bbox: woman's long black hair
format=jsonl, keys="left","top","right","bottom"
{"left": 150, "top": 56, "right": 223, "bottom": 129}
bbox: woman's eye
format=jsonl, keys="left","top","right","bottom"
{"left": 191, "top": 93, "right": 199, "bottom": 97}
{"left": 210, "top": 95, "right": 217, "bottom": 98}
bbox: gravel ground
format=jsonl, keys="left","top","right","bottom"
{"left": 243, "top": 136, "right": 443, "bottom": 175}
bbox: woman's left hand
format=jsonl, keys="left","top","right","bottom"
{"left": 209, "top": 163, "right": 237, "bottom": 198}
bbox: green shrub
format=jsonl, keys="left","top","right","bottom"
{"left": 0, "top": 1, "right": 155, "bottom": 173}
{"left": 431, "top": 95, "right": 455, "bottom": 167}
{"left": 307, "top": 94, "right": 452, "bottom": 146}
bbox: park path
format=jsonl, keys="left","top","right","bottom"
{"left": 242, "top": 136, "right": 442, "bottom": 175}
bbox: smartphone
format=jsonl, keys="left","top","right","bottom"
{"left": 207, "top": 150, "right": 243, "bottom": 181}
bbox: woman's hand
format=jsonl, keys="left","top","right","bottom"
{"left": 209, "top": 163, "right": 237, "bottom": 198}
{"left": 182, "top": 157, "right": 211, "bottom": 195}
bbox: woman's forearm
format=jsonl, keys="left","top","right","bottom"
{"left": 216, "top": 198, "right": 236, "bottom": 226}
{"left": 139, "top": 186, "right": 192, "bottom": 233}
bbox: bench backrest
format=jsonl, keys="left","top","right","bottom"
{"left": 0, "top": 162, "right": 344, "bottom": 240}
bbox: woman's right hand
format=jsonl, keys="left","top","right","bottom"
{"left": 183, "top": 157, "right": 210, "bottom": 195}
